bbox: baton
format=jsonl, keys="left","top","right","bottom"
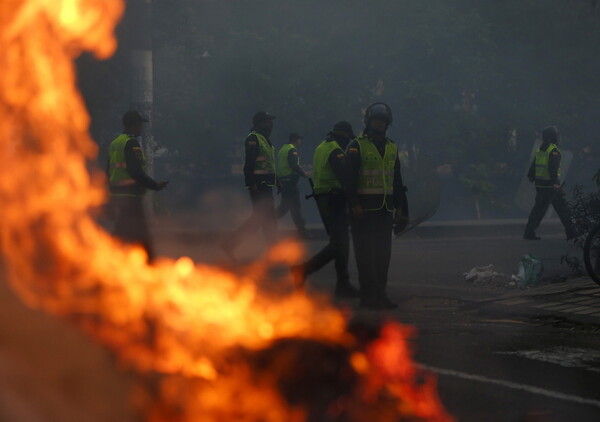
{"left": 305, "top": 178, "right": 316, "bottom": 200}
{"left": 305, "top": 178, "right": 330, "bottom": 235}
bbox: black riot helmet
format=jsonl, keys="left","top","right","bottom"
{"left": 541, "top": 125, "right": 560, "bottom": 144}
{"left": 364, "top": 102, "right": 393, "bottom": 126}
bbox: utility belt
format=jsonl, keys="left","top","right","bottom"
{"left": 109, "top": 184, "right": 146, "bottom": 197}
{"left": 317, "top": 189, "right": 346, "bottom": 209}
{"left": 357, "top": 194, "right": 394, "bottom": 212}
{"left": 250, "top": 174, "right": 276, "bottom": 187}
{"left": 279, "top": 174, "right": 300, "bottom": 185}
{"left": 534, "top": 179, "right": 558, "bottom": 188}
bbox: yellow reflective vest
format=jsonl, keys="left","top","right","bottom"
{"left": 108, "top": 134, "right": 145, "bottom": 197}
{"left": 248, "top": 131, "right": 276, "bottom": 186}
{"left": 534, "top": 143, "right": 560, "bottom": 188}
{"left": 355, "top": 135, "right": 398, "bottom": 211}
{"left": 313, "top": 139, "right": 343, "bottom": 194}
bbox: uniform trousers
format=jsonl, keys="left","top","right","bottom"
{"left": 525, "top": 187, "right": 576, "bottom": 236}
{"left": 111, "top": 195, "right": 154, "bottom": 262}
{"left": 351, "top": 208, "right": 393, "bottom": 304}
{"left": 302, "top": 192, "right": 350, "bottom": 285}
{"left": 277, "top": 182, "right": 306, "bottom": 233}
{"left": 226, "top": 184, "right": 278, "bottom": 249}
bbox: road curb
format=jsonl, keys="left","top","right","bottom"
{"left": 152, "top": 218, "right": 568, "bottom": 241}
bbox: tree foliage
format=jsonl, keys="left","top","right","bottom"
{"left": 79, "top": 0, "right": 600, "bottom": 214}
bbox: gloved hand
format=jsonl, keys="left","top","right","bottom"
{"left": 156, "top": 181, "right": 169, "bottom": 191}
{"left": 393, "top": 209, "right": 409, "bottom": 235}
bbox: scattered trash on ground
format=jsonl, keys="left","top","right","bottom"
{"left": 512, "top": 254, "right": 544, "bottom": 289}
{"left": 464, "top": 264, "right": 516, "bottom": 290}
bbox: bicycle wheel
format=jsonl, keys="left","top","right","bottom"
{"left": 583, "top": 223, "right": 600, "bottom": 286}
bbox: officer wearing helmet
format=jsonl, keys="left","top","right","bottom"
{"left": 346, "top": 103, "right": 409, "bottom": 309}
{"left": 523, "top": 125, "right": 578, "bottom": 240}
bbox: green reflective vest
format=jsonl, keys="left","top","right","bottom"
{"left": 534, "top": 143, "right": 560, "bottom": 187}
{"left": 313, "top": 140, "right": 343, "bottom": 194}
{"left": 248, "top": 131, "right": 276, "bottom": 185}
{"left": 356, "top": 135, "right": 398, "bottom": 211}
{"left": 108, "top": 134, "right": 145, "bottom": 197}
{"left": 277, "top": 143, "right": 296, "bottom": 182}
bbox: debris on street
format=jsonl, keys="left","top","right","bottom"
{"left": 512, "top": 254, "right": 544, "bottom": 289}
{"left": 464, "top": 264, "right": 516, "bottom": 290}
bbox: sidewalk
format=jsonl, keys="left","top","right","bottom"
{"left": 469, "top": 277, "right": 600, "bottom": 326}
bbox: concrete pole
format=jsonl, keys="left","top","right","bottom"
{"left": 127, "top": 0, "right": 155, "bottom": 177}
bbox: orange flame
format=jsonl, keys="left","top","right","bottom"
{"left": 0, "top": 1, "right": 452, "bottom": 421}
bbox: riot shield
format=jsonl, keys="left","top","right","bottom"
{"left": 395, "top": 154, "right": 441, "bottom": 238}
{"left": 514, "top": 140, "right": 573, "bottom": 214}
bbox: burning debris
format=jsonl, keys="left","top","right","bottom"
{"left": 0, "top": 1, "right": 451, "bottom": 421}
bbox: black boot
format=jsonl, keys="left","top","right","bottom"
{"left": 523, "top": 231, "right": 541, "bottom": 240}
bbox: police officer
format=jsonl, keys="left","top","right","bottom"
{"left": 277, "top": 133, "right": 311, "bottom": 238}
{"left": 524, "top": 126, "right": 578, "bottom": 240}
{"left": 107, "top": 110, "right": 168, "bottom": 262}
{"left": 346, "top": 103, "right": 409, "bottom": 310}
{"left": 291, "top": 121, "right": 359, "bottom": 298}
{"left": 221, "top": 111, "right": 278, "bottom": 261}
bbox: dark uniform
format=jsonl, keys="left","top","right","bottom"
{"left": 277, "top": 133, "right": 309, "bottom": 236}
{"left": 221, "top": 112, "right": 278, "bottom": 260}
{"left": 346, "top": 103, "right": 409, "bottom": 310}
{"left": 107, "top": 111, "right": 167, "bottom": 262}
{"left": 524, "top": 126, "right": 577, "bottom": 240}
{"left": 291, "top": 122, "right": 359, "bottom": 298}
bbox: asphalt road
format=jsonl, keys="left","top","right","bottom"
{"left": 316, "top": 235, "right": 599, "bottom": 422}
{"left": 155, "top": 230, "right": 600, "bottom": 422}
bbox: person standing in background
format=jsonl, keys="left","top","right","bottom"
{"left": 221, "top": 111, "right": 278, "bottom": 261}
{"left": 277, "top": 132, "right": 311, "bottom": 238}
{"left": 346, "top": 103, "right": 409, "bottom": 310}
{"left": 291, "top": 121, "right": 359, "bottom": 298}
{"left": 523, "top": 126, "right": 578, "bottom": 241}
{"left": 107, "top": 110, "right": 168, "bottom": 262}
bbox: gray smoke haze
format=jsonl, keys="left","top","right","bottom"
{"left": 78, "top": 0, "right": 600, "bottom": 223}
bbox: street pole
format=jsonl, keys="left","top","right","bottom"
{"left": 127, "top": 0, "right": 155, "bottom": 177}
{"left": 125, "top": 0, "right": 157, "bottom": 217}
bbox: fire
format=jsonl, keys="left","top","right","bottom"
{"left": 0, "top": 1, "right": 452, "bottom": 421}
